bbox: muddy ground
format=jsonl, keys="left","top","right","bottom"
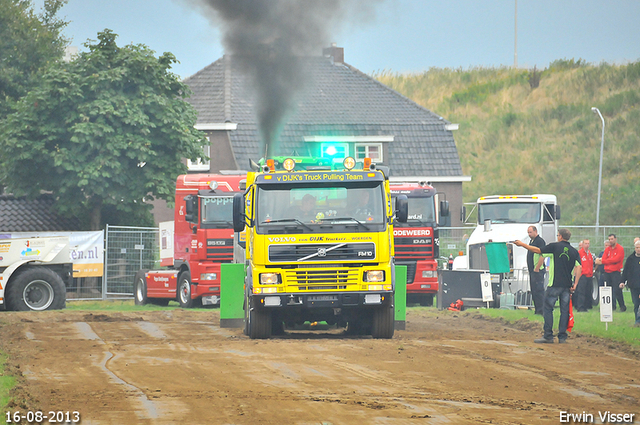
{"left": 1, "top": 308, "right": 639, "bottom": 425}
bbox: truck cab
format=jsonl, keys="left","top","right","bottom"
{"left": 456, "top": 194, "right": 560, "bottom": 294}
{"left": 135, "top": 173, "right": 245, "bottom": 308}
{"left": 390, "top": 182, "right": 449, "bottom": 306}
{"left": 234, "top": 156, "right": 408, "bottom": 339}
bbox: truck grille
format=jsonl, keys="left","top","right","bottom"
{"left": 206, "top": 238, "right": 234, "bottom": 263}
{"left": 269, "top": 243, "right": 375, "bottom": 263}
{"left": 394, "top": 237, "right": 433, "bottom": 261}
{"left": 395, "top": 261, "right": 417, "bottom": 284}
{"left": 283, "top": 269, "right": 359, "bottom": 286}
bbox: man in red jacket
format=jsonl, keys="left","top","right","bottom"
{"left": 575, "top": 239, "right": 594, "bottom": 311}
{"left": 596, "top": 234, "right": 626, "bottom": 311}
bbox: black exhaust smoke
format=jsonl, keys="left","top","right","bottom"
{"left": 183, "top": 0, "right": 380, "bottom": 157}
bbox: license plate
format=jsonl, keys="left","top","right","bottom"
{"left": 308, "top": 295, "right": 338, "bottom": 302}
{"left": 201, "top": 295, "right": 220, "bottom": 306}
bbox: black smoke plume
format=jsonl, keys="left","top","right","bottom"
{"left": 184, "top": 0, "right": 379, "bottom": 157}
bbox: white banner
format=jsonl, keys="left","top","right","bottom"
{"left": 0, "top": 231, "right": 104, "bottom": 277}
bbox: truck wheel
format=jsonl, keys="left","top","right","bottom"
{"left": 134, "top": 271, "right": 148, "bottom": 306}
{"left": 420, "top": 294, "right": 434, "bottom": 307}
{"left": 590, "top": 276, "right": 600, "bottom": 306}
{"left": 371, "top": 300, "right": 395, "bottom": 339}
{"left": 6, "top": 268, "right": 66, "bottom": 311}
{"left": 248, "top": 298, "right": 272, "bottom": 339}
{"left": 177, "top": 271, "right": 195, "bottom": 308}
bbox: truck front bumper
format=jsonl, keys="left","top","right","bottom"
{"left": 251, "top": 291, "right": 393, "bottom": 309}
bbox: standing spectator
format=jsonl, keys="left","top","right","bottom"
{"left": 596, "top": 234, "right": 626, "bottom": 311}
{"left": 575, "top": 239, "right": 594, "bottom": 312}
{"left": 620, "top": 240, "right": 640, "bottom": 327}
{"left": 596, "top": 240, "right": 610, "bottom": 290}
{"left": 520, "top": 226, "right": 546, "bottom": 315}
{"left": 515, "top": 228, "right": 581, "bottom": 343}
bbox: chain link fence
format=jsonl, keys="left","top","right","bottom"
{"left": 104, "top": 225, "right": 160, "bottom": 298}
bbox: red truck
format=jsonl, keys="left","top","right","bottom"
{"left": 390, "top": 182, "right": 448, "bottom": 306}
{"left": 134, "top": 173, "right": 245, "bottom": 307}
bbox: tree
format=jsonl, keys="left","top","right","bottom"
{"left": 0, "top": 30, "right": 206, "bottom": 229}
{"left": 0, "top": 0, "right": 68, "bottom": 117}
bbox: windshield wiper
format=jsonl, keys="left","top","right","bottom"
{"left": 328, "top": 217, "right": 371, "bottom": 231}
{"left": 260, "top": 218, "right": 312, "bottom": 231}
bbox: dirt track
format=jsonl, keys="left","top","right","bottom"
{"left": 1, "top": 308, "right": 639, "bottom": 425}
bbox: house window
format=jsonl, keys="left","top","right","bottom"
{"left": 320, "top": 143, "right": 348, "bottom": 159}
{"left": 188, "top": 139, "right": 211, "bottom": 171}
{"left": 355, "top": 143, "right": 383, "bottom": 162}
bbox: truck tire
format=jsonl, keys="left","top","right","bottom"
{"left": 247, "top": 298, "right": 271, "bottom": 339}
{"left": 177, "top": 271, "right": 195, "bottom": 308}
{"left": 371, "top": 300, "right": 395, "bottom": 339}
{"left": 420, "top": 294, "right": 434, "bottom": 307}
{"left": 134, "top": 270, "right": 148, "bottom": 306}
{"left": 6, "top": 267, "right": 66, "bottom": 311}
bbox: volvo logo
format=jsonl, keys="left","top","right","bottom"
{"left": 317, "top": 248, "right": 327, "bottom": 257}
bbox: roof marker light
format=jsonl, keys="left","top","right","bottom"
{"left": 343, "top": 157, "right": 356, "bottom": 170}
{"left": 208, "top": 181, "right": 219, "bottom": 190}
{"left": 363, "top": 157, "right": 372, "bottom": 170}
{"left": 283, "top": 158, "right": 296, "bottom": 171}
{"left": 266, "top": 159, "right": 275, "bottom": 172}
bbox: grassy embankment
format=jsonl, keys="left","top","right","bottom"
{"left": 374, "top": 60, "right": 640, "bottom": 225}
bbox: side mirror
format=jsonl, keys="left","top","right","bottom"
{"left": 395, "top": 195, "right": 408, "bottom": 223}
{"left": 184, "top": 195, "right": 198, "bottom": 223}
{"left": 460, "top": 205, "right": 466, "bottom": 222}
{"left": 555, "top": 205, "right": 561, "bottom": 220}
{"left": 440, "top": 200, "right": 450, "bottom": 217}
{"left": 233, "top": 193, "right": 246, "bottom": 233}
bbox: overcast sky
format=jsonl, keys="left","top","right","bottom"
{"left": 35, "top": 0, "right": 640, "bottom": 79}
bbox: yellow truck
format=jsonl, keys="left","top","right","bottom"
{"left": 232, "top": 156, "right": 408, "bottom": 339}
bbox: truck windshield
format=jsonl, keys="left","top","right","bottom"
{"left": 256, "top": 184, "right": 386, "bottom": 234}
{"left": 478, "top": 202, "right": 541, "bottom": 224}
{"left": 392, "top": 197, "right": 436, "bottom": 224}
{"left": 201, "top": 196, "right": 234, "bottom": 228}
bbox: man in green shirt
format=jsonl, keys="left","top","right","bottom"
{"left": 515, "top": 228, "right": 581, "bottom": 343}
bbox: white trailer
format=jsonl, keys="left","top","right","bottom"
{"left": 0, "top": 236, "right": 72, "bottom": 311}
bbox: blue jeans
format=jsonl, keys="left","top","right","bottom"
{"left": 543, "top": 286, "right": 571, "bottom": 340}
{"left": 529, "top": 270, "right": 545, "bottom": 314}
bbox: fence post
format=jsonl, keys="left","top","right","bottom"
{"left": 103, "top": 224, "right": 109, "bottom": 300}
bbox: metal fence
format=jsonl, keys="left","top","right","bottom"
{"left": 103, "top": 225, "right": 160, "bottom": 299}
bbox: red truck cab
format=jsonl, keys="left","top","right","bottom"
{"left": 135, "top": 173, "right": 245, "bottom": 307}
{"left": 390, "top": 182, "right": 447, "bottom": 306}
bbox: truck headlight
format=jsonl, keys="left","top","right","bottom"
{"left": 260, "top": 273, "right": 280, "bottom": 284}
{"left": 200, "top": 273, "right": 217, "bottom": 281}
{"left": 365, "top": 270, "right": 384, "bottom": 282}
{"left": 422, "top": 270, "right": 437, "bottom": 278}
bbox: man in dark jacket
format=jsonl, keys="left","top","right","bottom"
{"left": 525, "top": 226, "right": 546, "bottom": 315}
{"left": 620, "top": 240, "right": 640, "bottom": 327}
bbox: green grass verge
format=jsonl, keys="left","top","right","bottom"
{"left": 0, "top": 352, "right": 16, "bottom": 413}
{"left": 464, "top": 291, "right": 640, "bottom": 347}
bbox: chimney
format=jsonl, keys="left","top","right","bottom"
{"left": 323, "top": 43, "right": 344, "bottom": 64}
